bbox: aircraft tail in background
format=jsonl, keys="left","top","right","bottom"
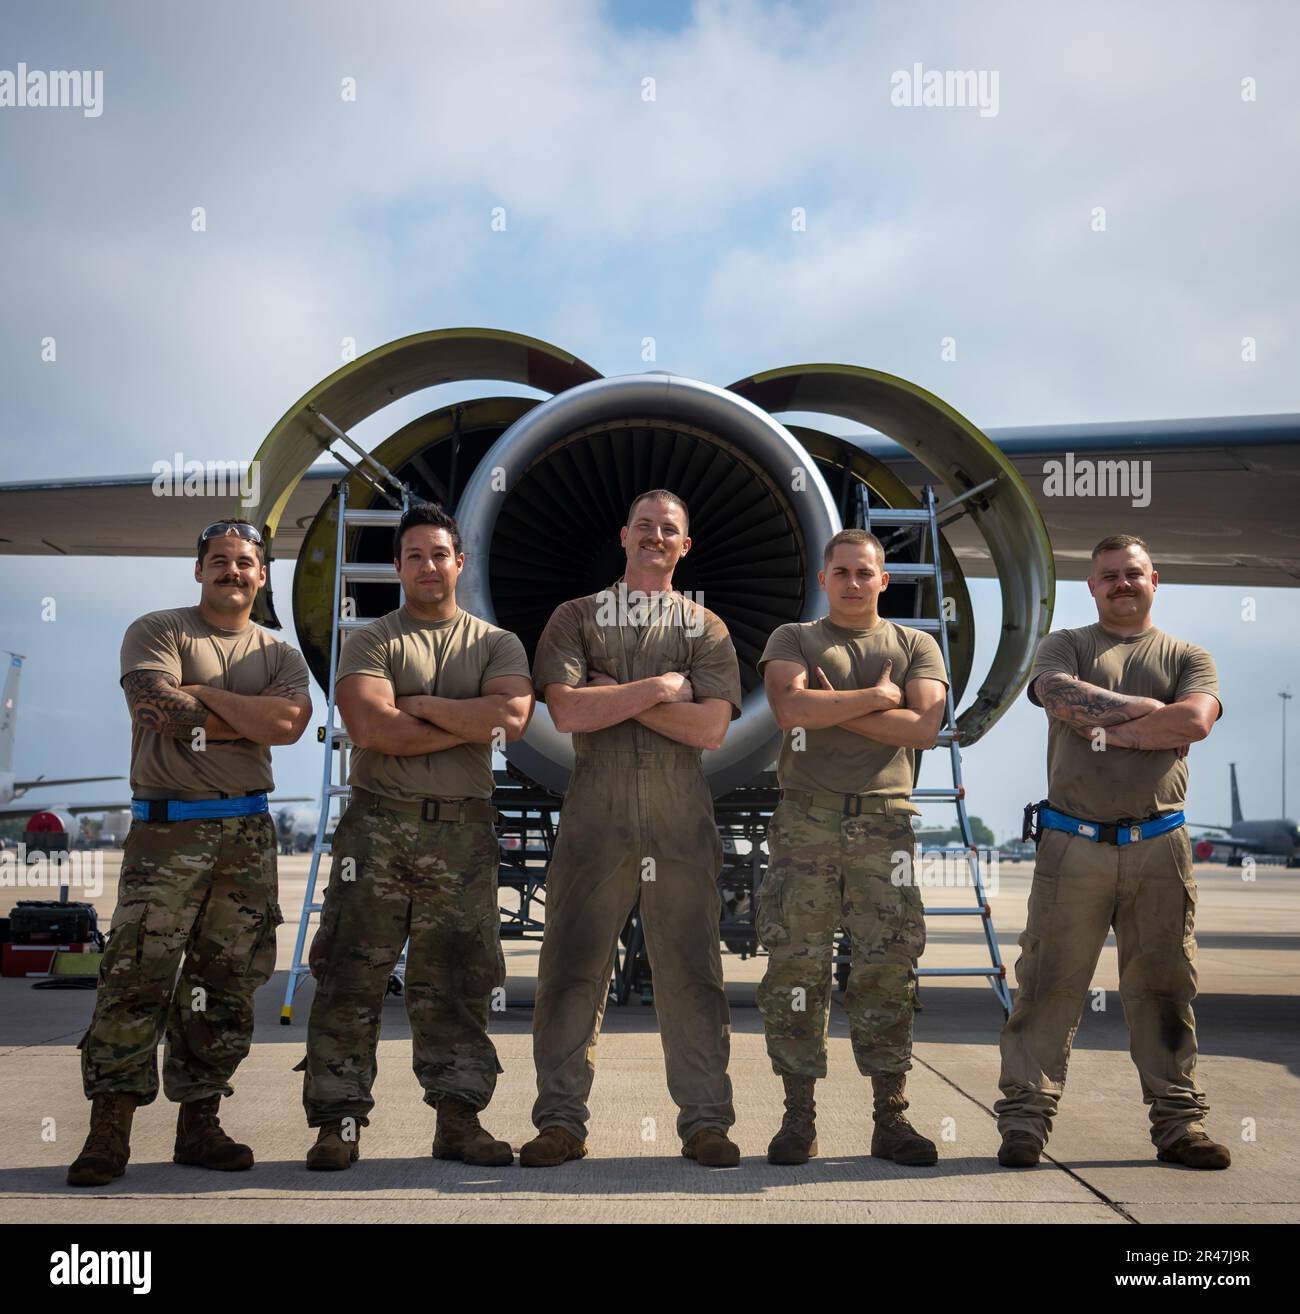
{"left": 0, "top": 652, "right": 21, "bottom": 776}
{"left": 1230, "top": 762, "right": 1244, "bottom": 826}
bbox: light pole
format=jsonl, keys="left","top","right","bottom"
{"left": 1281, "top": 690, "right": 1293, "bottom": 817}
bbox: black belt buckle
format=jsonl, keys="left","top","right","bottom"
{"left": 1103, "top": 816, "right": 1139, "bottom": 846}
{"left": 1022, "top": 800, "right": 1045, "bottom": 844}
{"left": 420, "top": 799, "right": 443, "bottom": 824}
{"left": 135, "top": 799, "right": 169, "bottom": 824}
{"left": 843, "top": 794, "right": 863, "bottom": 817}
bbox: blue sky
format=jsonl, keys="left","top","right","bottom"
{"left": 1, "top": 0, "right": 1297, "bottom": 839}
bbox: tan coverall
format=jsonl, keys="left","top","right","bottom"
{"left": 530, "top": 583, "right": 743, "bottom": 1142}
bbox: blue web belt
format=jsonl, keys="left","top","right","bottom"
{"left": 1038, "top": 806, "right": 1184, "bottom": 846}
{"left": 131, "top": 792, "right": 269, "bottom": 823}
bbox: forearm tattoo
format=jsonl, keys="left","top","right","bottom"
{"left": 123, "top": 670, "right": 211, "bottom": 739}
{"left": 1035, "top": 672, "right": 1135, "bottom": 726}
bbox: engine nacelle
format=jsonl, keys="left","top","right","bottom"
{"left": 243, "top": 329, "right": 1054, "bottom": 797}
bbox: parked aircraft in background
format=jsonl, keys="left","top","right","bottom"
{"left": 1190, "top": 763, "right": 1300, "bottom": 866}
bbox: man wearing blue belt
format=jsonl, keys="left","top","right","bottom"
{"left": 995, "top": 534, "right": 1230, "bottom": 1170}
{"left": 68, "top": 519, "right": 312, "bottom": 1186}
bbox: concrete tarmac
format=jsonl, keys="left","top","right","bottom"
{"left": 1, "top": 852, "right": 1296, "bottom": 1224}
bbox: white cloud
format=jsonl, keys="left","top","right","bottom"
{"left": 1, "top": 0, "right": 1296, "bottom": 839}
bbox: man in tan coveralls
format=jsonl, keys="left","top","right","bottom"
{"left": 996, "top": 534, "right": 1231, "bottom": 1170}
{"left": 759, "top": 529, "right": 948, "bottom": 1166}
{"left": 301, "top": 501, "right": 534, "bottom": 1170}
{"left": 69, "top": 519, "right": 312, "bottom": 1186}
{"left": 520, "top": 490, "right": 744, "bottom": 1168}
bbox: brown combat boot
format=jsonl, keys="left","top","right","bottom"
{"left": 519, "top": 1125, "right": 588, "bottom": 1167}
{"left": 305, "top": 1121, "right": 361, "bottom": 1171}
{"left": 767, "top": 1074, "right": 818, "bottom": 1165}
{"left": 432, "top": 1097, "right": 513, "bottom": 1167}
{"left": 997, "top": 1130, "right": 1043, "bottom": 1168}
{"left": 174, "top": 1094, "right": 254, "bottom": 1171}
{"left": 682, "top": 1127, "right": 741, "bottom": 1168}
{"left": 1157, "top": 1130, "right": 1231, "bottom": 1170}
{"left": 67, "top": 1092, "right": 138, "bottom": 1187}
{"left": 870, "top": 1072, "right": 938, "bottom": 1166}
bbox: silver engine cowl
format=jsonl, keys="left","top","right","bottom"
{"left": 454, "top": 372, "right": 840, "bottom": 796}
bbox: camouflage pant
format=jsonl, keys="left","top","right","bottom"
{"left": 79, "top": 813, "right": 280, "bottom": 1105}
{"left": 755, "top": 799, "right": 925, "bottom": 1078}
{"left": 300, "top": 801, "right": 505, "bottom": 1127}
{"left": 995, "top": 826, "right": 1209, "bottom": 1150}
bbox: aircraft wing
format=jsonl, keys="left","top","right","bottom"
{"left": 0, "top": 799, "right": 133, "bottom": 818}
{"left": 2, "top": 414, "right": 1297, "bottom": 586}
{"left": 861, "top": 413, "right": 1300, "bottom": 587}
{"left": 0, "top": 467, "right": 340, "bottom": 561}
{"left": 14, "top": 776, "right": 123, "bottom": 792}
{"left": 1188, "top": 830, "right": 1272, "bottom": 855}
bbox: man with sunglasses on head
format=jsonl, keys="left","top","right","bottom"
{"left": 68, "top": 519, "right": 313, "bottom": 1187}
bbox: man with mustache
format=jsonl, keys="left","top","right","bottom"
{"left": 520, "top": 490, "right": 743, "bottom": 1168}
{"left": 69, "top": 519, "right": 313, "bottom": 1186}
{"left": 996, "top": 534, "right": 1230, "bottom": 1169}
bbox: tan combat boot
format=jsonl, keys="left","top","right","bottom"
{"left": 767, "top": 1074, "right": 818, "bottom": 1165}
{"left": 519, "top": 1125, "right": 588, "bottom": 1167}
{"left": 1157, "top": 1130, "right": 1231, "bottom": 1170}
{"left": 870, "top": 1072, "right": 938, "bottom": 1166}
{"left": 306, "top": 1121, "right": 361, "bottom": 1171}
{"left": 67, "top": 1092, "right": 138, "bottom": 1187}
{"left": 173, "top": 1094, "right": 254, "bottom": 1170}
{"left": 682, "top": 1127, "right": 741, "bottom": 1168}
{"left": 432, "top": 1096, "right": 513, "bottom": 1167}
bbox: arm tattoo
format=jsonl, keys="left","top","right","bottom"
{"left": 1035, "top": 672, "right": 1135, "bottom": 726}
{"left": 123, "top": 670, "right": 211, "bottom": 739}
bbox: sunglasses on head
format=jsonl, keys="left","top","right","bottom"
{"left": 200, "top": 521, "right": 263, "bottom": 545}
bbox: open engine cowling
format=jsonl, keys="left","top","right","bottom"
{"left": 242, "top": 329, "right": 1053, "bottom": 796}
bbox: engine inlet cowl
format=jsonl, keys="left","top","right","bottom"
{"left": 456, "top": 373, "right": 841, "bottom": 795}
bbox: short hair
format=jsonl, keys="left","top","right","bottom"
{"left": 627, "top": 489, "right": 689, "bottom": 534}
{"left": 196, "top": 518, "right": 264, "bottom": 566}
{"left": 393, "top": 500, "right": 463, "bottom": 558}
{"left": 1090, "top": 533, "right": 1151, "bottom": 562}
{"left": 822, "top": 528, "right": 886, "bottom": 569}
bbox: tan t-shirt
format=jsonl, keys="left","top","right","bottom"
{"left": 1028, "top": 623, "right": 1223, "bottom": 822}
{"left": 120, "top": 606, "right": 311, "bottom": 798}
{"left": 338, "top": 605, "right": 531, "bottom": 801}
{"left": 532, "top": 582, "right": 743, "bottom": 759}
{"left": 759, "top": 617, "right": 949, "bottom": 796}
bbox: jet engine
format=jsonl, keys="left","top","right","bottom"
{"left": 243, "top": 329, "right": 1054, "bottom": 796}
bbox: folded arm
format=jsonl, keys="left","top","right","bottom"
{"left": 1034, "top": 672, "right": 1164, "bottom": 727}
{"left": 1071, "top": 692, "right": 1218, "bottom": 750}
{"left": 839, "top": 676, "right": 948, "bottom": 750}
{"left": 763, "top": 659, "right": 901, "bottom": 731}
{"left": 186, "top": 680, "right": 312, "bottom": 746}
{"left": 122, "top": 670, "right": 242, "bottom": 741}
{"left": 396, "top": 675, "right": 534, "bottom": 744}
{"left": 633, "top": 696, "right": 732, "bottom": 751}
{"left": 337, "top": 674, "right": 466, "bottom": 755}
{"left": 545, "top": 673, "right": 681, "bottom": 734}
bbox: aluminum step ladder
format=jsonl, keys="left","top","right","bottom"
{"left": 280, "top": 416, "right": 412, "bottom": 1024}
{"left": 862, "top": 482, "right": 1012, "bottom": 1016}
